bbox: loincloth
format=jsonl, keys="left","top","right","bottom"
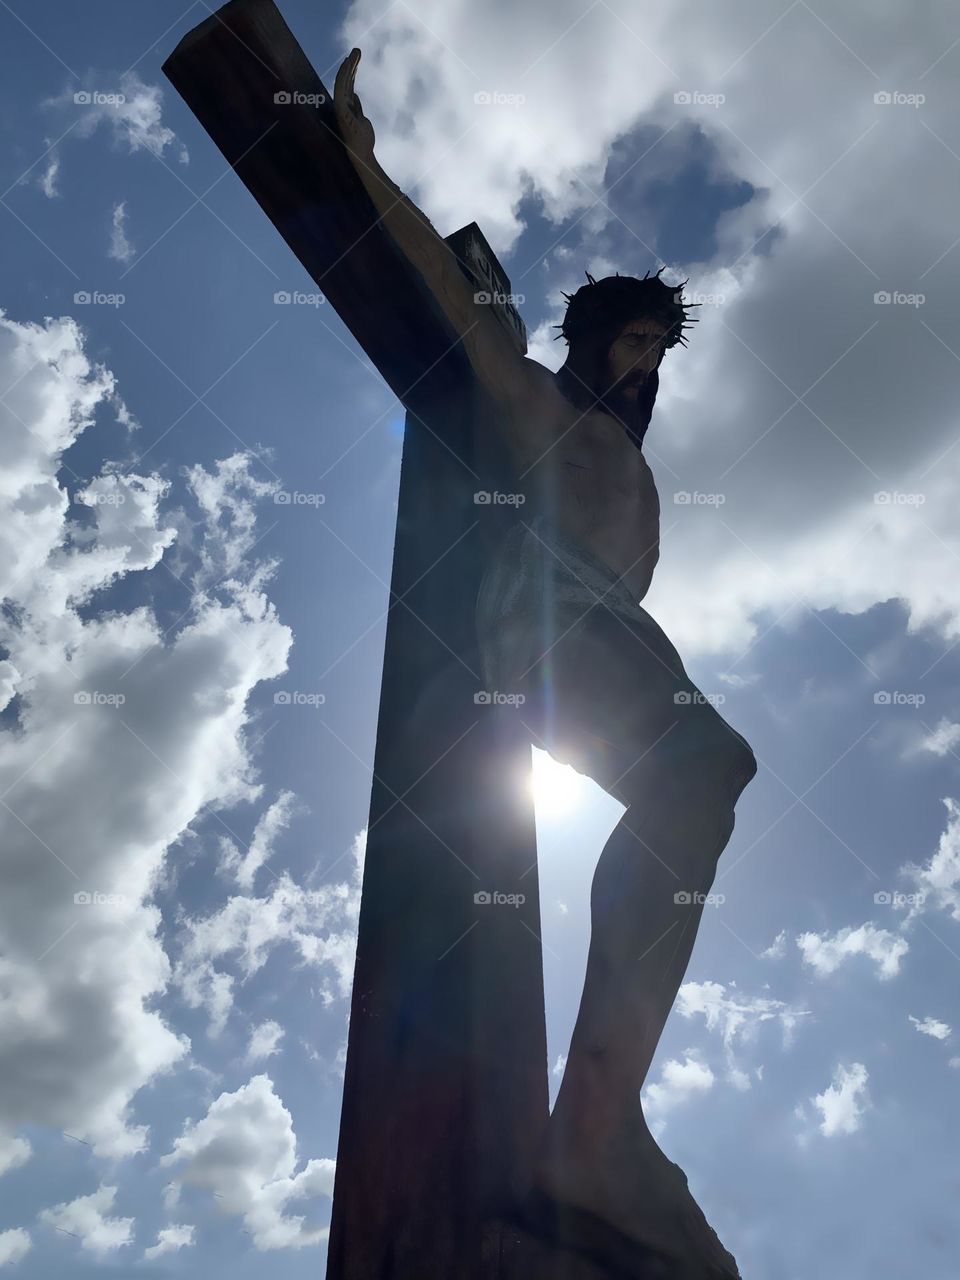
{"left": 475, "top": 514, "right": 684, "bottom": 700}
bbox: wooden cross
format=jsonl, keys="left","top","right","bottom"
{"left": 164, "top": 3, "right": 557, "bottom": 1275}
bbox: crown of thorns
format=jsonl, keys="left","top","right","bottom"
{"left": 552, "top": 266, "right": 700, "bottom": 348}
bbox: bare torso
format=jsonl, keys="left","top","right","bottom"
{"left": 503, "top": 363, "right": 660, "bottom": 603}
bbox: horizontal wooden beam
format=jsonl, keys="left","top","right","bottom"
{"left": 162, "top": 0, "right": 469, "bottom": 410}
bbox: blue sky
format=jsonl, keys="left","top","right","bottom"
{"left": 1, "top": 0, "right": 959, "bottom": 1276}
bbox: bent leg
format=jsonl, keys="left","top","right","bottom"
{"left": 530, "top": 754, "right": 750, "bottom": 1278}
{"left": 519, "top": 601, "right": 755, "bottom": 1275}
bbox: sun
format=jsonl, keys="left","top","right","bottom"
{"left": 530, "top": 747, "right": 586, "bottom": 817}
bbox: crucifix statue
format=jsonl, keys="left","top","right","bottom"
{"left": 165, "top": 6, "right": 756, "bottom": 1278}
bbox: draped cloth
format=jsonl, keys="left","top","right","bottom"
{"left": 474, "top": 515, "right": 690, "bottom": 798}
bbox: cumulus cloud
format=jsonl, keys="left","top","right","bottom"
{"left": 0, "top": 1229, "right": 30, "bottom": 1268}
{"left": 143, "top": 1223, "right": 195, "bottom": 1261}
{"left": 161, "top": 1075, "right": 335, "bottom": 1250}
{"left": 674, "top": 979, "right": 810, "bottom": 1088}
{"left": 43, "top": 71, "right": 188, "bottom": 167}
{"left": 909, "top": 1014, "right": 951, "bottom": 1041}
{"left": 642, "top": 1053, "right": 715, "bottom": 1137}
{"left": 174, "top": 836, "right": 363, "bottom": 1035}
{"left": 797, "top": 922, "right": 909, "bottom": 981}
{"left": 174, "top": 873, "right": 361, "bottom": 1036}
{"left": 246, "top": 1019, "right": 285, "bottom": 1063}
{"left": 108, "top": 201, "right": 135, "bottom": 264}
{"left": 218, "top": 789, "right": 301, "bottom": 890}
{"left": 39, "top": 1184, "right": 133, "bottom": 1256}
{"left": 0, "top": 309, "right": 292, "bottom": 1158}
{"left": 809, "top": 1062, "right": 870, "bottom": 1137}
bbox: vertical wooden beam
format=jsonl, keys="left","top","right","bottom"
{"left": 163, "top": 4, "right": 549, "bottom": 1275}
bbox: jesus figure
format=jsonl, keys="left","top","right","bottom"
{"left": 334, "top": 48, "right": 757, "bottom": 1280}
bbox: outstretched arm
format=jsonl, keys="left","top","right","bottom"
{"left": 332, "top": 49, "right": 558, "bottom": 467}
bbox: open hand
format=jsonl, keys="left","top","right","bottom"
{"left": 333, "top": 48, "right": 376, "bottom": 162}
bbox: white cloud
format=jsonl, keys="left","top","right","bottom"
{"left": 162, "top": 1075, "right": 335, "bottom": 1250}
{"left": 39, "top": 1184, "right": 133, "bottom": 1256}
{"left": 0, "top": 310, "right": 292, "bottom": 1158}
{"left": 551, "top": 1053, "right": 566, "bottom": 1077}
{"left": 797, "top": 922, "right": 908, "bottom": 981}
{"left": 909, "top": 718, "right": 960, "bottom": 758}
{"left": 174, "top": 840, "right": 362, "bottom": 1036}
{"left": 909, "top": 1014, "right": 951, "bottom": 1041}
{"left": 338, "top": 0, "right": 960, "bottom": 658}
{"left": 0, "top": 1134, "right": 31, "bottom": 1179}
{"left": 219, "top": 789, "right": 301, "bottom": 890}
{"left": 38, "top": 150, "right": 60, "bottom": 199}
{"left": 246, "top": 1019, "right": 285, "bottom": 1063}
{"left": 810, "top": 1062, "right": 870, "bottom": 1137}
{"left": 44, "top": 71, "right": 187, "bottom": 166}
{"left": 642, "top": 1053, "right": 715, "bottom": 1137}
{"left": 108, "top": 201, "right": 135, "bottom": 264}
{"left": 718, "top": 671, "right": 761, "bottom": 689}
{"left": 674, "top": 979, "right": 809, "bottom": 1087}
{"left": 761, "top": 929, "right": 788, "bottom": 959}
{"left": 0, "top": 1229, "right": 30, "bottom": 1268}
{"left": 143, "top": 1223, "right": 195, "bottom": 1261}
{"left": 900, "top": 797, "right": 960, "bottom": 924}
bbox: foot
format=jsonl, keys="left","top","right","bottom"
{"left": 526, "top": 1107, "right": 741, "bottom": 1279}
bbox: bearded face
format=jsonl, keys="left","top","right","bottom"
{"left": 554, "top": 297, "right": 682, "bottom": 448}
{"left": 602, "top": 317, "right": 669, "bottom": 433}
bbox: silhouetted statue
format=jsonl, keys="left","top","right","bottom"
{"left": 331, "top": 47, "right": 757, "bottom": 1280}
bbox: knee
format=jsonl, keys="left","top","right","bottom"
{"left": 688, "top": 717, "right": 757, "bottom": 797}
{"left": 671, "top": 700, "right": 755, "bottom": 775}
{"left": 627, "top": 716, "right": 756, "bottom": 811}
